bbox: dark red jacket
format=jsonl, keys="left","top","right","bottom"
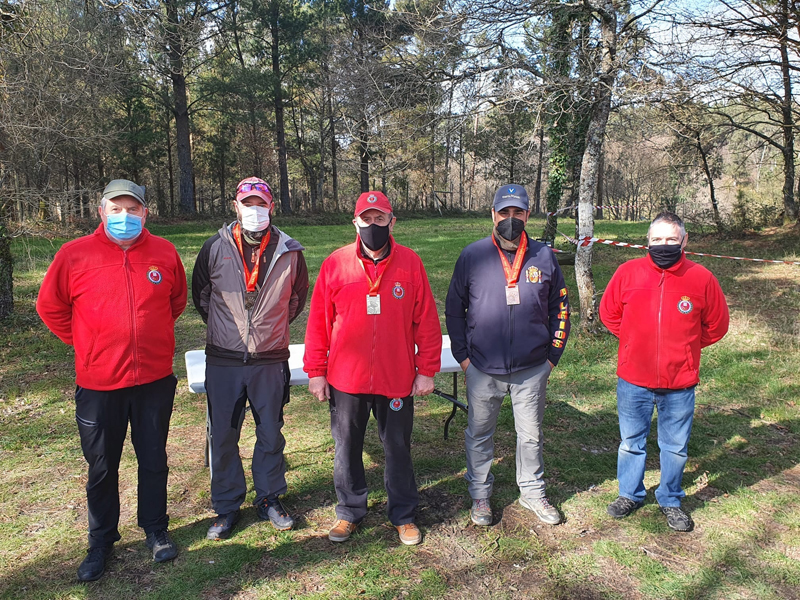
{"left": 37, "top": 225, "right": 187, "bottom": 390}
{"left": 599, "top": 253, "right": 729, "bottom": 390}
{"left": 303, "top": 238, "right": 442, "bottom": 398}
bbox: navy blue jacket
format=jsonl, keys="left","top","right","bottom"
{"left": 445, "top": 234, "right": 571, "bottom": 375}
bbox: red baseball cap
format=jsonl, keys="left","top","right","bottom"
{"left": 235, "top": 177, "right": 273, "bottom": 205}
{"left": 354, "top": 191, "right": 392, "bottom": 216}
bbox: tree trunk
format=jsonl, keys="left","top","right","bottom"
{"left": 575, "top": 1, "right": 616, "bottom": 333}
{"left": 270, "top": 1, "right": 292, "bottom": 214}
{"left": 533, "top": 127, "right": 544, "bottom": 214}
{"left": 695, "top": 132, "right": 722, "bottom": 230}
{"left": 0, "top": 208, "right": 12, "bottom": 319}
{"left": 779, "top": 0, "right": 798, "bottom": 221}
{"left": 359, "top": 119, "right": 369, "bottom": 193}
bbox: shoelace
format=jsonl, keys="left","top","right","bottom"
{"left": 152, "top": 530, "right": 170, "bottom": 546}
{"left": 266, "top": 499, "right": 288, "bottom": 517}
{"left": 474, "top": 498, "right": 491, "bottom": 511}
{"left": 538, "top": 498, "right": 554, "bottom": 509}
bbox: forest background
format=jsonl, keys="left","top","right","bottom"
{"left": 2, "top": 0, "right": 800, "bottom": 324}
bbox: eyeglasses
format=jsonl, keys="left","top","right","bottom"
{"left": 237, "top": 182, "right": 272, "bottom": 196}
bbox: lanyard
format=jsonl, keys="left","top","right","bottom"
{"left": 491, "top": 233, "right": 528, "bottom": 287}
{"left": 358, "top": 246, "right": 394, "bottom": 296}
{"left": 233, "top": 223, "right": 271, "bottom": 292}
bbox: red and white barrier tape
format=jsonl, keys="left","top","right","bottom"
{"left": 546, "top": 205, "right": 625, "bottom": 217}
{"left": 556, "top": 230, "right": 800, "bottom": 265}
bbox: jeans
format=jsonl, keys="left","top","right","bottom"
{"left": 616, "top": 378, "right": 695, "bottom": 507}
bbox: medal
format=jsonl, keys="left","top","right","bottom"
{"left": 505, "top": 285, "right": 520, "bottom": 305}
{"left": 244, "top": 291, "right": 258, "bottom": 311}
{"left": 492, "top": 234, "right": 528, "bottom": 306}
{"left": 366, "top": 294, "right": 381, "bottom": 314}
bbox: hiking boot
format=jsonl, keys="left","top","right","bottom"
{"left": 77, "top": 546, "right": 113, "bottom": 582}
{"left": 396, "top": 523, "right": 422, "bottom": 546}
{"left": 519, "top": 496, "right": 562, "bottom": 525}
{"left": 660, "top": 505, "right": 694, "bottom": 532}
{"left": 470, "top": 498, "right": 492, "bottom": 526}
{"left": 328, "top": 519, "right": 358, "bottom": 543}
{"left": 145, "top": 529, "right": 178, "bottom": 563}
{"left": 607, "top": 496, "right": 644, "bottom": 519}
{"left": 206, "top": 510, "right": 240, "bottom": 540}
{"left": 256, "top": 496, "right": 295, "bottom": 531}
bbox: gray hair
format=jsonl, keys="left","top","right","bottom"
{"left": 648, "top": 211, "right": 685, "bottom": 241}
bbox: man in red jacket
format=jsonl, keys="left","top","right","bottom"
{"left": 599, "top": 211, "right": 729, "bottom": 532}
{"left": 304, "top": 191, "right": 442, "bottom": 546}
{"left": 37, "top": 179, "right": 187, "bottom": 581}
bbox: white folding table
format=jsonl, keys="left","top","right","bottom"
{"left": 184, "top": 337, "right": 466, "bottom": 466}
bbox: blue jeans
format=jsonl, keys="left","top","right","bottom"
{"left": 616, "top": 378, "right": 695, "bottom": 507}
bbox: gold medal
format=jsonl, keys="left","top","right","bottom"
{"left": 367, "top": 294, "right": 381, "bottom": 314}
{"left": 506, "top": 285, "right": 520, "bottom": 305}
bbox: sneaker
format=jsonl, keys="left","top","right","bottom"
{"left": 519, "top": 496, "right": 562, "bottom": 525}
{"left": 145, "top": 529, "right": 178, "bottom": 563}
{"left": 396, "top": 523, "right": 422, "bottom": 546}
{"left": 328, "top": 519, "right": 358, "bottom": 543}
{"left": 660, "top": 505, "right": 694, "bottom": 532}
{"left": 256, "top": 496, "right": 295, "bottom": 531}
{"left": 206, "top": 510, "right": 241, "bottom": 540}
{"left": 607, "top": 496, "right": 644, "bottom": 519}
{"left": 470, "top": 498, "right": 492, "bottom": 526}
{"left": 77, "top": 546, "right": 113, "bottom": 582}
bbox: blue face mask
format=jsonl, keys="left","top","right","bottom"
{"left": 106, "top": 212, "right": 143, "bottom": 241}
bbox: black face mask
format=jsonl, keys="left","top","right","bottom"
{"left": 649, "top": 244, "right": 683, "bottom": 269}
{"left": 358, "top": 223, "right": 391, "bottom": 251}
{"left": 495, "top": 217, "right": 526, "bottom": 241}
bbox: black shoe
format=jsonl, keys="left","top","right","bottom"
{"left": 77, "top": 546, "right": 113, "bottom": 582}
{"left": 256, "top": 496, "right": 295, "bottom": 531}
{"left": 145, "top": 529, "right": 178, "bottom": 562}
{"left": 207, "top": 510, "right": 241, "bottom": 540}
{"left": 660, "top": 505, "right": 694, "bottom": 532}
{"left": 607, "top": 496, "right": 643, "bottom": 518}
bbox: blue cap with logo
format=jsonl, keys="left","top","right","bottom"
{"left": 493, "top": 184, "right": 529, "bottom": 212}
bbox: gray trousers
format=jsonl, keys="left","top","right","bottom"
{"left": 464, "top": 361, "right": 551, "bottom": 500}
{"left": 205, "top": 362, "right": 289, "bottom": 515}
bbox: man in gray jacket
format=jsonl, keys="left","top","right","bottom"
{"left": 192, "top": 177, "right": 309, "bottom": 539}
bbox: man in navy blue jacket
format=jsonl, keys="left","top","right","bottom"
{"left": 445, "top": 184, "right": 571, "bottom": 527}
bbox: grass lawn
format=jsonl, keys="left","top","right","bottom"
{"left": 1, "top": 214, "right": 799, "bottom": 599}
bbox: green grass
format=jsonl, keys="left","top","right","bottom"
{"left": 1, "top": 215, "right": 799, "bottom": 599}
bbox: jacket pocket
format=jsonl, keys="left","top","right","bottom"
{"left": 685, "top": 345, "right": 697, "bottom": 373}
{"left": 81, "top": 335, "right": 97, "bottom": 370}
{"left": 620, "top": 343, "right": 630, "bottom": 366}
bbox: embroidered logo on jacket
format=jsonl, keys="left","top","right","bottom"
{"left": 677, "top": 296, "right": 693, "bottom": 314}
{"left": 147, "top": 266, "right": 162, "bottom": 284}
{"left": 525, "top": 266, "right": 541, "bottom": 283}
{"left": 392, "top": 282, "right": 405, "bottom": 299}
{"left": 390, "top": 398, "right": 404, "bottom": 411}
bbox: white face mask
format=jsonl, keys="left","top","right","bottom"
{"left": 238, "top": 203, "right": 271, "bottom": 232}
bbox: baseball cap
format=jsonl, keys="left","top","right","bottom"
{"left": 103, "top": 179, "right": 146, "bottom": 206}
{"left": 235, "top": 177, "right": 273, "bottom": 205}
{"left": 354, "top": 191, "right": 392, "bottom": 216}
{"left": 493, "top": 184, "right": 529, "bottom": 212}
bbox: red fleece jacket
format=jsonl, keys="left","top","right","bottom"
{"left": 37, "top": 225, "right": 187, "bottom": 390}
{"left": 303, "top": 238, "right": 442, "bottom": 398}
{"left": 599, "top": 253, "right": 729, "bottom": 390}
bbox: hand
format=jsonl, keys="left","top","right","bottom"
{"left": 411, "top": 374, "right": 435, "bottom": 397}
{"left": 548, "top": 360, "right": 555, "bottom": 370}
{"left": 460, "top": 358, "right": 471, "bottom": 372}
{"left": 308, "top": 376, "right": 330, "bottom": 402}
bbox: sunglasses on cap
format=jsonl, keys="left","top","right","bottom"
{"left": 237, "top": 182, "right": 272, "bottom": 195}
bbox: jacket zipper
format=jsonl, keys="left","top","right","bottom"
{"left": 657, "top": 270, "right": 665, "bottom": 388}
{"left": 123, "top": 250, "right": 140, "bottom": 384}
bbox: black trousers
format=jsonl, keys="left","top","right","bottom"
{"left": 205, "top": 362, "right": 290, "bottom": 515}
{"left": 75, "top": 374, "right": 176, "bottom": 548}
{"left": 329, "top": 386, "right": 418, "bottom": 526}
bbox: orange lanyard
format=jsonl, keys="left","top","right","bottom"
{"left": 358, "top": 246, "right": 394, "bottom": 296}
{"left": 492, "top": 234, "right": 528, "bottom": 287}
{"left": 233, "top": 223, "right": 271, "bottom": 292}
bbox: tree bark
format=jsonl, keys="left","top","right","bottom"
{"left": 0, "top": 204, "right": 12, "bottom": 319}
{"left": 779, "top": 0, "right": 798, "bottom": 221}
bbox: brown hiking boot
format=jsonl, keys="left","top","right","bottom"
{"left": 328, "top": 519, "right": 358, "bottom": 543}
{"left": 396, "top": 523, "right": 422, "bottom": 546}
